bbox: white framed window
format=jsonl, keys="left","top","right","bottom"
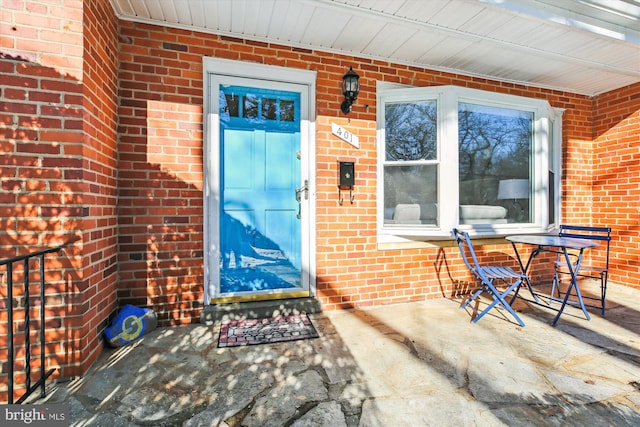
{"left": 377, "top": 85, "right": 560, "bottom": 241}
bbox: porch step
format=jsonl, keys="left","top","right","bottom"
{"left": 200, "top": 297, "right": 322, "bottom": 325}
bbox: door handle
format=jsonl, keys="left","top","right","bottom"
{"left": 295, "top": 180, "right": 308, "bottom": 219}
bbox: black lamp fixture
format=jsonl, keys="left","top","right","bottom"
{"left": 340, "top": 67, "right": 360, "bottom": 115}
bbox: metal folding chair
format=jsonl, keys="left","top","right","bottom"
{"left": 550, "top": 225, "right": 611, "bottom": 316}
{"left": 452, "top": 228, "right": 526, "bottom": 327}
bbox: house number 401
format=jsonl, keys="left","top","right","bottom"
{"left": 332, "top": 122, "right": 359, "bottom": 148}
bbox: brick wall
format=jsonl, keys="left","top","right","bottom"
{"left": 116, "top": 24, "right": 205, "bottom": 324}
{"left": 593, "top": 83, "right": 640, "bottom": 288}
{"left": 0, "top": 0, "right": 118, "bottom": 402}
{"left": 77, "top": 0, "right": 119, "bottom": 374}
{"left": 116, "top": 21, "right": 598, "bottom": 316}
{"left": 117, "top": 99, "right": 203, "bottom": 323}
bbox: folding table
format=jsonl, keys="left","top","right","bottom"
{"left": 505, "top": 234, "right": 598, "bottom": 326}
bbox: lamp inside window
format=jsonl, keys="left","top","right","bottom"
{"left": 498, "top": 179, "right": 529, "bottom": 221}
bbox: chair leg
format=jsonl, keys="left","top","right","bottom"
{"left": 508, "top": 280, "right": 523, "bottom": 306}
{"left": 498, "top": 285, "right": 526, "bottom": 327}
{"left": 469, "top": 281, "right": 525, "bottom": 327}
{"left": 461, "top": 287, "right": 485, "bottom": 310}
{"left": 550, "top": 272, "right": 560, "bottom": 306}
{"left": 600, "top": 272, "right": 608, "bottom": 317}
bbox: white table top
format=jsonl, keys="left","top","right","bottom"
{"left": 506, "top": 234, "right": 598, "bottom": 250}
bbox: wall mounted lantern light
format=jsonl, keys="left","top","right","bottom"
{"left": 340, "top": 67, "right": 360, "bottom": 115}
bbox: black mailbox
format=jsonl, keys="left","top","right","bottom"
{"left": 339, "top": 161, "right": 355, "bottom": 187}
{"left": 338, "top": 161, "right": 355, "bottom": 204}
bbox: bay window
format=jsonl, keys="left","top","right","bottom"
{"left": 378, "top": 85, "right": 560, "bottom": 240}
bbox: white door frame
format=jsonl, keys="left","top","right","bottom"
{"left": 202, "top": 57, "right": 317, "bottom": 304}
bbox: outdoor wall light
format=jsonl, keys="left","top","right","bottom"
{"left": 340, "top": 67, "right": 360, "bottom": 115}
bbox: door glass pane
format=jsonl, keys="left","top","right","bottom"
{"left": 224, "top": 93, "right": 239, "bottom": 117}
{"left": 243, "top": 94, "right": 258, "bottom": 118}
{"left": 458, "top": 102, "right": 532, "bottom": 224}
{"left": 262, "top": 97, "right": 277, "bottom": 120}
{"left": 280, "top": 100, "right": 295, "bottom": 121}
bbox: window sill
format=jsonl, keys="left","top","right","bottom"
{"left": 377, "top": 224, "right": 554, "bottom": 249}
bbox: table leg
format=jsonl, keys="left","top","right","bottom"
{"left": 551, "top": 248, "right": 591, "bottom": 326}
{"left": 509, "top": 242, "right": 540, "bottom": 304}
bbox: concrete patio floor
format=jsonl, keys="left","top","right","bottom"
{"left": 36, "top": 280, "right": 640, "bottom": 426}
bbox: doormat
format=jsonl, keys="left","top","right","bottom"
{"left": 218, "top": 314, "right": 319, "bottom": 348}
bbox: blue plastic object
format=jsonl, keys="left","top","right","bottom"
{"left": 104, "top": 304, "right": 157, "bottom": 347}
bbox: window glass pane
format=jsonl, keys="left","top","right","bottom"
{"left": 384, "top": 165, "right": 438, "bottom": 225}
{"left": 243, "top": 94, "right": 258, "bottom": 118}
{"left": 223, "top": 93, "right": 239, "bottom": 117}
{"left": 458, "top": 102, "right": 532, "bottom": 224}
{"left": 385, "top": 101, "right": 437, "bottom": 161}
{"left": 280, "top": 100, "right": 295, "bottom": 122}
{"left": 262, "top": 97, "right": 277, "bottom": 120}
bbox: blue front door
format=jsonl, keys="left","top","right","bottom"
{"left": 219, "top": 85, "right": 302, "bottom": 295}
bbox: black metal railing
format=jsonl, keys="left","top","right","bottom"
{"left": 1, "top": 240, "right": 73, "bottom": 404}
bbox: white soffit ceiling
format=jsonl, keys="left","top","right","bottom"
{"left": 110, "top": 0, "right": 640, "bottom": 96}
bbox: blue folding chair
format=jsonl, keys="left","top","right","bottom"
{"left": 550, "top": 225, "right": 611, "bottom": 316}
{"left": 452, "top": 228, "right": 526, "bottom": 327}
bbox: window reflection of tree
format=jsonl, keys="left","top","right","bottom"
{"left": 243, "top": 94, "right": 258, "bottom": 118}
{"left": 384, "top": 102, "right": 438, "bottom": 209}
{"left": 458, "top": 105, "right": 531, "bottom": 205}
{"left": 458, "top": 105, "right": 531, "bottom": 183}
{"left": 280, "top": 100, "right": 295, "bottom": 122}
{"left": 224, "top": 93, "right": 239, "bottom": 117}
{"left": 385, "top": 102, "right": 437, "bottom": 161}
{"left": 262, "top": 98, "right": 277, "bottom": 120}
{"left": 383, "top": 100, "right": 532, "bottom": 210}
